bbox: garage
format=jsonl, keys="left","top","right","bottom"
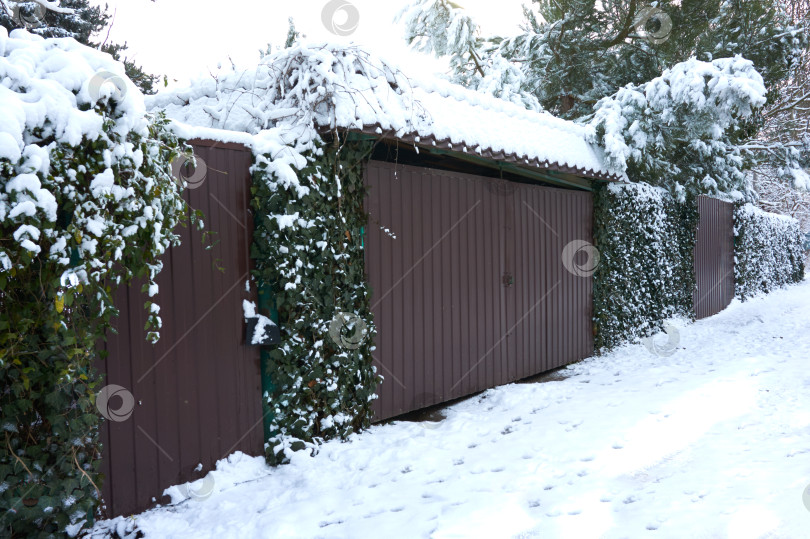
{"left": 365, "top": 159, "right": 596, "bottom": 421}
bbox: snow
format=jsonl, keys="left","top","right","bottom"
{"left": 0, "top": 27, "right": 149, "bottom": 266}
{"left": 241, "top": 299, "right": 277, "bottom": 345}
{"left": 147, "top": 43, "right": 617, "bottom": 180}
{"left": 91, "top": 277, "right": 810, "bottom": 538}
{"left": 589, "top": 56, "right": 765, "bottom": 198}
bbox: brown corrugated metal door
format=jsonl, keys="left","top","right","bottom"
{"left": 693, "top": 195, "right": 735, "bottom": 319}
{"left": 99, "top": 141, "right": 263, "bottom": 518}
{"left": 365, "top": 161, "right": 594, "bottom": 421}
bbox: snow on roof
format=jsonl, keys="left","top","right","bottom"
{"left": 148, "top": 43, "right": 620, "bottom": 181}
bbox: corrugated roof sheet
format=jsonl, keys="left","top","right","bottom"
{"left": 147, "top": 43, "right": 621, "bottom": 181}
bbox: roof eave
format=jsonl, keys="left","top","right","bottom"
{"left": 328, "top": 125, "right": 621, "bottom": 186}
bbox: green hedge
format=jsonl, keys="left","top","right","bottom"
{"left": 0, "top": 34, "right": 190, "bottom": 536}
{"left": 734, "top": 203, "right": 805, "bottom": 300}
{"left": 593, "top": 182, "right": 696, "bottom": 351}
{"left": 0, "top": 117, "right": 188, "bottom": 537}
{"left": 251, "top": 135, "right": 380, "bottom": 465}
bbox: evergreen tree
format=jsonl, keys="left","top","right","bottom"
{"left": 400, "top": 0, "right": 807, "bottom": 199}
{"left": 0, "top": 0, "right": 159, "bottom": 94}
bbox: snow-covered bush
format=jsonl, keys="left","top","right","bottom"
{"left": 0, "top": 29, "right": 190, "bottom": 535}
{"left": 252, "top": 136, "right": 379, "bottom": 465}
{"left": 734, "top": 203, "right": 805, "bottom": 300}
{"left": 226, "top": 45, "right": 382, "bottom": 464}
{"left": 593, "top": 182, "right": 695, "bottom": 351}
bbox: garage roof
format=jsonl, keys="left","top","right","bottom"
{"left": 148, "top": 44, "right": 621, "bottom": 182}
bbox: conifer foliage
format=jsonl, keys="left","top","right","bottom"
{"left": 401, "top": 0, "right": 807, "bottom": 199}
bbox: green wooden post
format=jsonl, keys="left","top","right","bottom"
{"left": 257, "top": 281, "right": 278, "bottom": 443}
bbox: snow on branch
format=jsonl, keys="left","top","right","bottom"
{"left": 589, "top": 56, "right": 766, "bottom": 200}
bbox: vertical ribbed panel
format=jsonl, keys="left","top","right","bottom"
{"left": 365, "top": 161, "right": 594, "bottom": 421}
{"left": 99, "top": 141, "right": 262, "bottom": 518}
{"left": 694, "top": 195, "right": 735, "bottom": 319}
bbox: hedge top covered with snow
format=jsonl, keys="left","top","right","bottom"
{"left": 0, "top": 27, "right": 145, "bottom": 164}
{"left": 148, "top": 43, "right": 620, "bottom": 181}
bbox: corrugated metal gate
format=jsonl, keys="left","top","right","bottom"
{"left": 365, "top": 161, "right": 594, "bottom": 421}
{"left": 98, "top": 140, "right": 263, "bottom": 518}
{"left": 693, "top": 195, "right": 735, "bottom": 319}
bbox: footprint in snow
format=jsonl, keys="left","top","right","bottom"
{"left": 528, "top": 500, "right": 541, "bottom": 508}
{"left": 401, "top": 466, "right": 413, "bottom": 474}
{"left": 453, "top": 458, "right": 464, "bottom": 466}
{"left": 623, "top": 495, "right": 639, "bottom": 504}
{"left": 543, "top": 485, "right": 554, "bottom": 491}
{"left": 491, "top": 467, "right": 505, "bottom": 473}
{"left": 580, "top": 455, "right": 595, "bottom": 462}
{"left": 501, "top": 426, "right": 514, "bottom": 435}
{"left": 612, "top": 442, "right": 624, "bottom": 449}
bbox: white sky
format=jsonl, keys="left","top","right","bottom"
{"left": 91, "top": 0, "right": 533, "bottom": 87}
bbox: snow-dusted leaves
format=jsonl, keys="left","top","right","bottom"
{"left": 734, "top": 203, "right": 805, "bottom": 300}
{"left": 589, "top": 57, "right": 767, "bottom": 201}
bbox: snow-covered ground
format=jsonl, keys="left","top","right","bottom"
{"left": 93, "top": 278, "right": 810, "bottom": 539}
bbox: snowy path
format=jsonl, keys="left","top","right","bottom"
{"left": 95, "top": 279, "right": 810, "bottom": 538}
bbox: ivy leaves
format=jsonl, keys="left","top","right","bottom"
{"left": 0, "top": 114, "right": 188, "bottom": 535}
{"left": 251, "top": 136, "right": 380, "bottom": 465}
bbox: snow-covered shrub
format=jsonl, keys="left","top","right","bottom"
{"left": 734, "top": 203, "right": 805, "bottom": 300}
{"left": 252, "top": 136, "right": 379, "bottom": 465}
{"left": 243, "top": 46, "right": 382, "bottom": 465}
{"left": 0, "top": 29, "right": 190, "bottom": 535}
{"left": 593, "top": 182, "right": 696, "bottom": 351}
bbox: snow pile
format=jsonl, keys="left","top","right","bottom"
{"left": 734, "top": 203, "right": 805, "bottom": 300}
{"left": 147, "top": 42, "right": 617, "bottom": 179}
{"left": 0, "top": 27, "right": 146, "bottom": 270}
{"left": 88, "top": 279, "right": 810, "bottom": 538}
